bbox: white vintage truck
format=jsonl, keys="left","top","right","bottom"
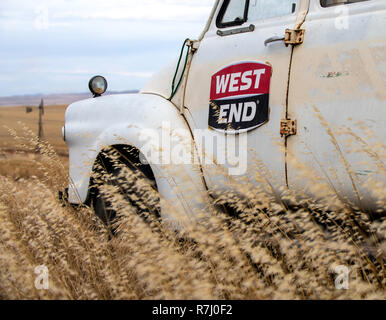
{"left": 63, "top": 0, "right": 385, "bottom": 224}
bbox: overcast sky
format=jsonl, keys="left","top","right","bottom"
{"left": 0, "top": 0, "right": 214, "bottom": 97}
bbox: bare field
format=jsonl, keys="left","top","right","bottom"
{"left": 0, "top": 104, "right": 68, "bottom": 154}
{"left": 0, "top": 105, "right": 68, "bottom": 179}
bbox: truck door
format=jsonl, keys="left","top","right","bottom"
{"left": 184, "top": 0, "right": 307, "bottom": 195}
{"left": 287, "top": 0, "right": 386, "bottom": 210}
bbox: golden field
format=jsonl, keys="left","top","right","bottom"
{"left": 0, "top": 105, "right": 68, "bottom": 179}
{"left": 0, "top": 104, "right": 384, "bottom": 300}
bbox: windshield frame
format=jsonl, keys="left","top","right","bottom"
{"left": 216, "top": 0, "right": 250, "bottom": 29}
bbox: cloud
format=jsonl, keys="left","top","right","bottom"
{"left": 0, "top": 0, "right": 215, "bottom": 96}
{"left": 108, "top": 71, "right": 154, "bottom": 78}
{"left": 26, "top": 68, "right": 154, "bottom": 78}
{"left": 54, "top": 0, "right": 213, "bottom": 22}
{"left": 0, "top": 0, "right": 214, "bottom": 25}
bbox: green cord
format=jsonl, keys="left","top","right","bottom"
{"left": 169, "top": 38, "right": 190, "bottom": 101}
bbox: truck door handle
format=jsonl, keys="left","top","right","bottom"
{"left": 264, "top": 36, "right": 285, "bottom": 47}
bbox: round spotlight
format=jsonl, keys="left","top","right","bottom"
{"left": 89, "top": 75, "right": 108, "bottom": 97}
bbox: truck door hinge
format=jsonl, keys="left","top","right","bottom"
{"left": 285, "top": 29, "right": 305, "bottom": 46}
{"left": 187, "top": 39, "right": 200, "bottom": 53}
{"left": 280, "top": 119, "right": 297, "bottom": 137}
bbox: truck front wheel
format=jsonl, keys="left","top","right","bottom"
{"left": 90, "top": 145, "right": 160, "bottom": 233}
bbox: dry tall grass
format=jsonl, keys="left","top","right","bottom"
{"left": 0, "top": 123, "right": 384, "bottom": 300}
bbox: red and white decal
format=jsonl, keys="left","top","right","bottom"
{"left": 209, "top": 62, "right": 272, "bottom": 133}
{"left": 210, "top": 62, "right": 271, "bottom": 100}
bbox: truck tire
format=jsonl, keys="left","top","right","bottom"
{"left": 91, "top": 146, "right": 160, "bottom": 233}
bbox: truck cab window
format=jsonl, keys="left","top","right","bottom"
{"left": 248, "top": 0, "right": 298, "bottom": 21}
{"left": 217, "top": 0, "right": 248, "bottom": 28}
{"left": 320, "top": 0, "right": 370, "bottom": 7}
{"left": 217, "top": 0, "right": 299, "bottom": 28}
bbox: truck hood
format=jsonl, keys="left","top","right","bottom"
{"left": 141, "top": 57, "right": 182, "bottom": 104}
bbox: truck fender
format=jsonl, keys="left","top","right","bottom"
{"left": 64, "top": 93, "right": 211, "bottom": 224}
